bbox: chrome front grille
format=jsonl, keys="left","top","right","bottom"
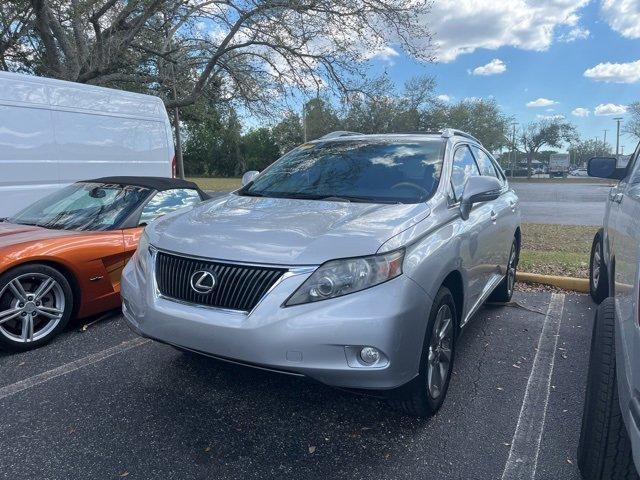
{"left": 155, "top": 251, "right": 287, "bottom": 312}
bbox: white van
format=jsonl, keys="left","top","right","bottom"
{"left": 0, "top": 71, "right": 175, "bottom": 217}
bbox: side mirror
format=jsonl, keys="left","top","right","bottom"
{"left": 587, "top": 157, "right": 626, "bottom": 180}
{"left": 241, "top": 170, "right": 260, "bottom": 186}
{"left": 460, "top": 176, "right": 503, "bottom": 220}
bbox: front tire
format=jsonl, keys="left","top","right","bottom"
{"left": 578, "top": 299, "right": 638, "bottom": 480}
{"left": 388, "top": 286, "right": 457, "bottom": 418}
{"left": 0, "top": 264, "right": 73, "bottom": 351}
{"left": 590, "top": 230, "right": 609, "bottom": 304}
{"left": 489, "top": 236, "right": 519, "bottom": 303}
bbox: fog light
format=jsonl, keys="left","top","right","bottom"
{"left": 360, "top": 347, "right": 380, "bottom": 364}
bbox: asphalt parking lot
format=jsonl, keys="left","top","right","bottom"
{"left": 0, "top": 291, "right": 595, "bottom": 480}
{"left": 510, "top": 181, "right": 610, "bottom": 225}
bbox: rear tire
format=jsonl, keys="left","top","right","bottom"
{"left": 0, "top": 264, "right": 73, "bottom": 351}
{"left": 590, "top": 230, "right": 609, "bottom": 304}
{"left": 388, "top": 286, "right": 457, "bottom": 418}
{"left": 577, "top": 299, "right": 639, "bottom": 480}
{"left": 489, "top": 236, "right": 519, "bottom": 303}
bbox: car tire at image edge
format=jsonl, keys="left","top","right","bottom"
{"left": 590, "top": 229, "right": 609, "bottom": 305}
{"left": 388, "top": 286, "right": 457, "bottom": 418}
{"left": 577, "top": 298, "right": 639, "bottom": 480}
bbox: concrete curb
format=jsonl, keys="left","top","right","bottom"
{"left": 517, "top": 272, "right": 590, "bottom": 293}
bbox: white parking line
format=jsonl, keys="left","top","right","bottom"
{"left": 0, "top": 338, "right": 149, "bottom": 401}
{"left": 502, "top": 293, "right": 566, "bottom": 480}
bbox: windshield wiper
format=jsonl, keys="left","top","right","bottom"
{"left": 240, "top": 190, "right": 267, "bottom": 197}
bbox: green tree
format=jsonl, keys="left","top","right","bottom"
{"left": 272, "top": 112, "right": 304, "bottom": 155}
{"left": 569, "top": 138, "right": 612, "bottom": 166}
{"left": 304, "top": 98, "right": 342, "bottom": 141}
{"left": 242, "top": 128, "right": 281, "bottom": 172}
{"left": 426, "top": 98, "right": 511, "bottom": 152}
{"left": 516, "top": 119, "right": 577, "bottom": 177}
{"left": 183, "top": 106, "right": 243, "bottom": 177}
{"left": 625, "top": 102, "right": 640, "bottom": 140}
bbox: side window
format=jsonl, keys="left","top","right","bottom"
{"left": 451, "top": 145, "right": 480, "bottom": 201}
{"left": 471, "top": 146, "right": 499, "bottom": 178}
{"left": 139, "top": 189, "right": 201, "bottom": 225}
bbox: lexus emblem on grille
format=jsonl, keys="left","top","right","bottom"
{"left": 190, "top": 270, "right": 217, "bottom": 294}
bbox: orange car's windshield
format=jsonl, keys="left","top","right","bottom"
{"left": 8, "top": 183, "right": 150, "bottom": 231}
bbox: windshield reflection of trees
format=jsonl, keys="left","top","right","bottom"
{"left": 249, "top": 141, "right": 443, "bottom": 203}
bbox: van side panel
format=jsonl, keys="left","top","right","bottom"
{"left": 0, "top": 104, "right": 60, "bottom": 213}
{"left": 0, "top": 72, "right": 173, "bottom": 217}
{"left": 53, "top": 111, "right": 170, "bottom": 182}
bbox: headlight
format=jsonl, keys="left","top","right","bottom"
{"left": 285, "top": 249, "right": 404, "bottom": 306}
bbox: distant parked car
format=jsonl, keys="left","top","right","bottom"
{"left": 578, "top": 146, "right": 640, "bottom": 479}
{"left": 122, "top": 129, "right": 521, "bottom": 417}
{"left": 0, "top": 177, "right": 207, "bottom": 351}
{"left": 0, "top": 71, "right": 177, "bottom": 218}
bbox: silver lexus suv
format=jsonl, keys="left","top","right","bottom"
{"left": 121, "top": 129, "right": 521, "bottom": 417}
{"left": 578, "top": 145, "right": 640, "bottom": 479}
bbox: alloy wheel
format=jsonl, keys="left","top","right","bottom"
{"left": 427, "top": 304, "right": 453, "bottom": 399}
{"left": 591, "top": 243, "right": 601, "bottom": 290}
{"left": 0, "top": 273, "right": 65, "bottom": 343}
{"left": 507, "top": 241, "right": 517, "bottom": 296}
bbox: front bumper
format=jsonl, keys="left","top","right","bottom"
{"left": 121, "top": 251, "right": 432, "bottom": 390}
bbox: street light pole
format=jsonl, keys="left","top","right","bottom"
{"left": 614, "top": 117, "right": 623, "bottom": 155}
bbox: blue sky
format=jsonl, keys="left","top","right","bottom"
{"left": 367, "top": 0, "right": 639, "bottom": 154}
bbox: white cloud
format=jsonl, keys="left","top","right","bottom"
{"left": 526, "top": 98, "right": 558, "bottom": 108}
{"left": 601, "top": 0, "right": 640, "bottom": 39}
{"left": 366, "top": 46, "right": 400, "bottom": 64}
{"left": 571, "top": 107, "right": 590, "bottom": 117}
{"left": 583, "top": 60, "right": 640, "bottom": 84}
{"left": 559, "top": 26, "right": 590, "bottom": 42}
{"left": 594, "top": 104, "right": 628, "bottom": 116}
{"left": 536, "top": 114, "right": 565, "bottom": 121}
{"left": 471, "top": 58, "right": 506, "bottom": 76}
{"left": 427, "top": 0, "right": 589, "bottom": 62}
{"left": 436, "top": 94, "right": 452, "bottom": 103}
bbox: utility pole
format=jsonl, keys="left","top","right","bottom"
{"left": 603, "top": 129, "right": 608, "bottom": 151}
{"left": 614, "top": 117, "right": 623, "bottom": 155}
{"left": 510, "top": 122, "right": 517, "bottom": 178}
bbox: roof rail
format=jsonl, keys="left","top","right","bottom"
{"left": 441, "top": 128, "right": 480, "bottom": 143}
{"left": 319, "top": 131, "right": 363, "bottom": 140}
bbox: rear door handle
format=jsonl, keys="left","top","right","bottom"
{"left": 490, "top": 210, "right": 498, "bottom": 222}
{"left": 613, "top": 193, "right": 624, "bottom": 204}
{"left": 509, "top": 200, "right": 517, "bottom": 212}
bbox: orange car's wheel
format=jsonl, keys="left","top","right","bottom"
{"left": 0, "top": 264, "right": 73, "bottom": 351}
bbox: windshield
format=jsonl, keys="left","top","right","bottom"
{"left": 240, "top": 139, "right": 445, "bottom": 204}
{"left": 9, "top": 183, "right": 150, "bottom": 231}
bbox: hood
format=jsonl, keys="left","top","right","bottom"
{"left": 147, "top": 194, "right": 431, "bottom": 265}
{"left": 0, "top": 222, "right": 85, "bottom": 249}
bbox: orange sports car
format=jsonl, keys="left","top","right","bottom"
{"left": 0, "top": 176, "right": 207, "bottom": 351}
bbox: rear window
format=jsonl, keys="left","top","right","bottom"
{"left": 241, "top": 139, "right": 445, "bottom": 204}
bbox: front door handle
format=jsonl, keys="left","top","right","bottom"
{"left": 509, "top": 200, "right": 517, "bottom": 212}
{"left": 490, "top": 210, "right": 498, "bottom": 222}
{"left": 613, "top": 193, "right": 624, "bottom": 204}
